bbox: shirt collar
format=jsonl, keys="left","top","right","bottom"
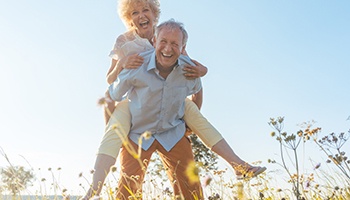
{"left": 147, "top": 51, "right": 157, "bottom": 71}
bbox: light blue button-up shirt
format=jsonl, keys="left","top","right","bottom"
{"left": 109, "top": 50, "right": 202, "bottom": 151}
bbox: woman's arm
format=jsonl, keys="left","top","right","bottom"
{"left": 106, "top": 59, "right": 121, "bottom": 85}
{"left": 183, "top": 59, "right": 208, "bottom": 78}
{"left": 190, "top": 88, "right": 203, "bottom": 110}
{"left": 183, "top": 59, "right": 206, "bottom": 109}
{"left": 106, "top": 54, "right": 144, "bottom": 84}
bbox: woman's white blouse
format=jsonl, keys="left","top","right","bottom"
{"left": 109, "top": 30, "right": 154, "bottom": 60}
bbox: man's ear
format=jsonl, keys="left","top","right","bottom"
{"left": 181, "top": 44, "right": 187, "bottom": 55}
{"left": 152, "top": 36, "right": 157, "bottom": 48}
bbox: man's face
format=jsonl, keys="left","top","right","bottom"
{"left": 154, "top": 27, "right": 185, "bottom": 69}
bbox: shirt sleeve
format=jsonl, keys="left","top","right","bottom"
{"left": 190, "top": 78, "right": 202, "bottom": 95}
{"left": 109, "top": 34, "right": 127, "bottom": 60}
{"left": 108, "top": 69, "right": 134, "bottom": 101}
{"left": 179, "top": 55, "right": 203, "bottom": 95}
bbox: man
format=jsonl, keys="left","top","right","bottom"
{"left": 108, "top": 19, "right": 203, "bottom": 199}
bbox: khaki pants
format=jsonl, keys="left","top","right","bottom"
{"left": 116, "top": 136, "right": 203, "bottom": 200}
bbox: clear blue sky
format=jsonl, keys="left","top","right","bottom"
{"left": 1, "top": 0, "right": 350, "bottom": 195}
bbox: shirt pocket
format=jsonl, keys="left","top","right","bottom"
{"left": 169, "top": 86, "right": 188, "bottom": 116}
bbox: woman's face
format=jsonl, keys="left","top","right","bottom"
{"left": 129, "top": 2, "right": 156, "bottom": 40}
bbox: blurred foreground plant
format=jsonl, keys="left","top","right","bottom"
{"left": 317, "top": 132, "right": 350, "bottom": 181}
{"left": 268, "top": 116, "right": 350, "bottom": 199}
{"left": 0, "top": 147, "right": 35, "bottom": 197}
{"left": 296, "top": 119, "right": 350, "bottom": 184}
{"left": 268, "top": 116, "right": 305, "bottom": 199}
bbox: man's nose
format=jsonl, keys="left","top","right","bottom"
{"left": 164, "top": 44, "right": 171, "bottom": 52}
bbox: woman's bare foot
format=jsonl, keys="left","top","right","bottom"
{"left": 235, "top": 165, "right": 266, "bottom": 180}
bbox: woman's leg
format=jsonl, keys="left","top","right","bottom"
{"left": 103, "top": 97, "right": 117, "bottom": 125}
{"left": 183, "top": 99, "right": 222, "bottom": 147}
{"left": 81, "top": 100, "right": 131, "bottom": 200}
{"left": 183, "top": 99, "right": 266, "bottom": 177}
{"left": 81, "top": 154, "right": 116, "bottom": 200}
{"left": 99, "top": 100, "right": 131, "bottom": 157}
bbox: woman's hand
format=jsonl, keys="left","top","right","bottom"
{"left": 183, "top": 59, "right": 208, "bottom": 79}
{"left": 118, "top": 53, "right": 144, "bottom": 69}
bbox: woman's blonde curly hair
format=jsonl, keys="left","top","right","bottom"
{"left": 118, "top": 0, "right": 161, "bottom": 30}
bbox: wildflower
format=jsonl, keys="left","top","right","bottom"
{"left": 313, "top": 163, "right": 321, "bottom": 170}
{"left": 306, "top": 181, "right": 310, "bottom": 188}
{"left": 259, "top": 192, "right": 264, "bottom": 198}
{"left": 110, "top": 166, "right": 117, "bottom": 173}
{"left": 186, "top": 161, "right": 200, "bottom": 184}
{"left": 131, "top": 175, "right": 140, "bottom": 180}
{"left": 108, "top": 187, "right": 114, "bottom": 198}
{"left": 163, "top": 187, "right": 171, "bottom": 195}
{"left": 270, "top": 132, "right": 276, "bottom": 137}
{"left": 142, "top": 131, "right": 152, "bottom": 140}
{"left": 235, "top": 182, "right": 244, "bottom": 199}
{"left": 208, "top": 193, "right": 220, "bottom": 200}
{"left": 277, "top": 117, "right": 284, "bottom": 123}
{"left": 203, "top": 175, "right": 212, "bottom": 187}
{"left": 297, "top": 130, "right": 303, "bottom": 137}
{"left": 62, "top": 194, "right": 70, "bottom": 200}
{"left": 97, "top": 97, "right": 112, "bottom": 107}
{"left": 111, "top": 124, "right": 118, "bottom": 130}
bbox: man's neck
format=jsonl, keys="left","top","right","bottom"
{"left": 156, "top": 61, "right": 178, "bottom": 79}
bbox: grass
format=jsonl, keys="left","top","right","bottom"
{"left": 1, "top": 116, "right": 350, "bottom": 199}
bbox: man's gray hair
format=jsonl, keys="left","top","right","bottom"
{"left": 155, "top": 19, "right": 188, "bottom": 45}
